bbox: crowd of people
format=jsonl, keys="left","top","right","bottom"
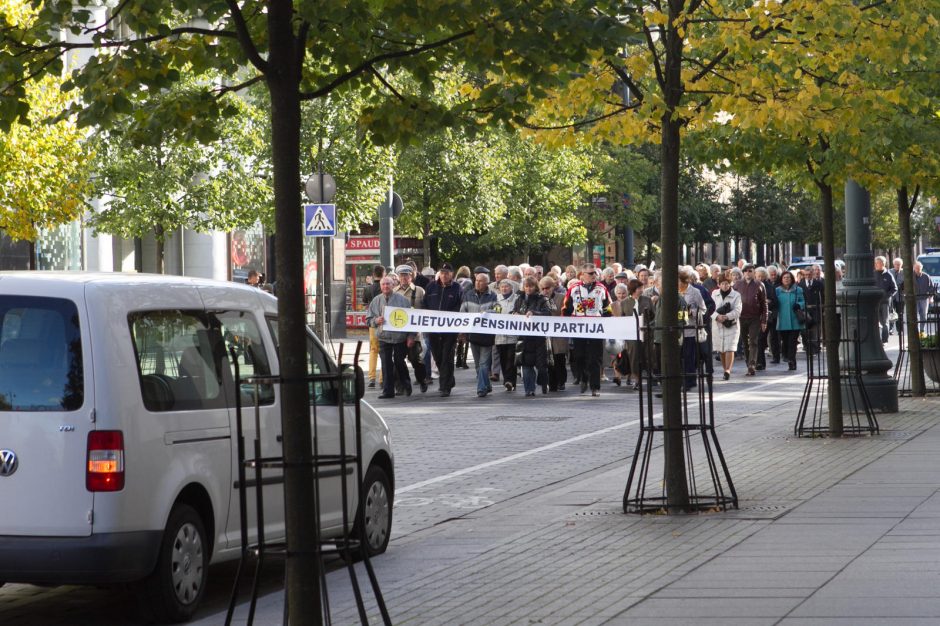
{"left": 360, "top": 256, "right": 935, "bottom": 400}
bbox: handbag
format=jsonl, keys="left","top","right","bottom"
{"left": 794, "top": 305, "right": 811, "bottom": 326}
{"left": 696, "top": 327, "right": 708, "bottom": 343}
{"left": 604, "top": 338, "right": 625, "bottom": 355}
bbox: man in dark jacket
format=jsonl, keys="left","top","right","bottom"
{"left": 889, "top": 258, "right": 904, "bottom": 335}
{"left": 460, "top": 272, "right": 498, "bottom": 397}
{"left": 798, "top": 265, "right": 824, "bottom": 355}
{"left": 764, "top": 266, "right": 782, "bottom": 364}
{"left": 734, "top": 264, "right": 768, "bottom": 376}
{"left": 423, "top": 262, "right": 464, "bottom": 397}
{"left": 874, "top": 256, "right": 897, "bottom": 343}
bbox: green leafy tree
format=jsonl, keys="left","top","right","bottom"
{"left": 90, "top": 88, "right": 272, "bottom": 273}
{"left": 394, "top": 126, "right": 505, "bottom": 265}
{"left": 481, "top": 134, "right": 602, "bottom": 262}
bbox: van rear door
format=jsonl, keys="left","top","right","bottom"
{"left": 0, "top": 289, "right": 94, "bottom": 536}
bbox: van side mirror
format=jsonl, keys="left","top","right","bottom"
{"left": 341, "top": 364, "right": 365, "bottom": 403}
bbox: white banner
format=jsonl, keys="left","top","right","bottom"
{"left": 381, "top": 306, "right": 639, "bottom": 340}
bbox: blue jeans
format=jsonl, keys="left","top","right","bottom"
{"left": 470, "top": 343, "right": 493, "bottom": 393}
{"left": 522, "top": 365, "right": 537, "bottom": 394}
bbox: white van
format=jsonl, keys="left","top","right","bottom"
{"left": 0, "top": 273, "right": 394, "bottom": 622}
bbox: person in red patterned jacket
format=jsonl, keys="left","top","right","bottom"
{"left": 562, "top": 263, "right": 613, "bottom": 396}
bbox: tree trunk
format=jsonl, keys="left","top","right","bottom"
{"left": 267, "top": 3, "right": 321, "bottom": 621}
{"left": 659, "top": 0, "right": 690, "bottom": 512}
{"left": 27, "top": 240, "right": 37, "bottom": 270}
{"left": 817, "top": 181, "right": 843, "bottom": 436}
{"left": 155, "top": 224, "right": 165, "bottom": 274}
{"left": 898, "top": 186, "right": 925, "bottom": 396}
{"left": 422, "top": 186, "right": 432, "bottom": 267}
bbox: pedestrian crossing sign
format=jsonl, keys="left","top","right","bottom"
{"left": 304, "top": 203, "right": 336, "bottom": 237}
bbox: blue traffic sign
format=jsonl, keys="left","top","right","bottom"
{"left": 304, "top": 203, "right": 336, "bottom": 237}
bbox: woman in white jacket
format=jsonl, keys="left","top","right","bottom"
{"left": 711, "top": 271, "right": 743, "bottom": 380}
{"left": 491, "top": 279, "right": 521, "bottom": 391}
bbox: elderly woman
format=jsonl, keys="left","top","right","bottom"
{"left": 611, "top": 282, "right": 644, "bottom": 389}
{"left": 513, "top": 276, "right": 551, "bottom": 396}
{"left": 775, "top": 270, "right": 805, "bottom": 370}
{"left": 628, "top": 279, "right": 652, "bottom": 389}
{"left": 540, "top": 276, "right": 569, "bottom": 391}
{"left": 679, "top": 267, "right": 707, "bottom": 389}
{"left": 651, "top": 268, "right": 704, "bottom": 392}
{"left": 712, "top": 270, "right": 743, "bottom": 380}
{"left": 491, "top": 279, "right": 521, "bottom": 391}
{"left": 564, "top": 264, "right": 579, "bottom": 287}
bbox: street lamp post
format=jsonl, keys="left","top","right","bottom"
{"left": 305, "top": 166, "right": 336, "bottom": 341}
{"left": 841, "top": 179, "right": 898, "bottom": 412}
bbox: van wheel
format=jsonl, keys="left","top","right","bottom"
{"left": 136, "top": 504, "right": 208, "bottom": 623}
{"left": 352, "top": 464, "right": 393, "bottom": 558}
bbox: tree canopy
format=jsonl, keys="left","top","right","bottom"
{"left": 0, "top": 73, "right": 92, "bottom": 250}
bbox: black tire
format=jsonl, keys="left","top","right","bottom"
{"left": 353, "top": 464, "right": 393, "bottom": 558}
{"left": 136, "top": 504, "right": 209, "bottom": 624}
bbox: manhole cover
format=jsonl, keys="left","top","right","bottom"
{"left": 492, "top": 416, "right": 572, "bottom": 422}
{"left": 739, "top": 504, "right": 790, "bottom": 512}
{"left": 574, "top": 510, "right": 621, "bottom": 516}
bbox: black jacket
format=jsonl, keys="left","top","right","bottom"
{"left": 763, "top": 279, "right": 779, "bottom": 320}
{"left": 799, "top": 278, "right": 825, "bottom": 313}
{"left": 423, "top": 280, "right": 463, "bottom": 312}
{"left": 513, "top": 293, "right": 550, "bottom": 368}
{"left": 875, "top": 269, "right": 897, "bottom": 299}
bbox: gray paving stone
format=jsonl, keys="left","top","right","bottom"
{"left": 790, "top": 596, "right": 940, "bottom": 618}
{"left": 616, "top": 596, "right": 805, "bottom": 618}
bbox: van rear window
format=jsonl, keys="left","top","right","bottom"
{"left": 0, "top": 296, "right": 84, "bottom": 411}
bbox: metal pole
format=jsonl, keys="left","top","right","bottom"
{"left": 318, "top": 153, "right": 330, "bottom": 342}
{"left": 379, "top": 181, "right": 394, "bottom": 268}
{"left": 841, "top": 179, "right": 898, "bottom": 412}
{"left": 625, "top": 226, "right": 635, "bottom": 267}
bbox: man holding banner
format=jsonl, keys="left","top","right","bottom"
{"left": 366, "top": 276, "right": 415, "bottom": 399}
{"left": 563, "top": 263, "right": 613, "bottom": 397}
{"left": 423, "top": 262, "right": 464, "bottom": 397}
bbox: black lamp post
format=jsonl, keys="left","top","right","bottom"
{"left": 840, "top": 179, "right": 898, "bottom": 412}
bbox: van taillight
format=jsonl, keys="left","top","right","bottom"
{"left": 87, "top": 431, "right": 125, "bottom": 492}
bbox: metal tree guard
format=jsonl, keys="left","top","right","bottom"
{"left": 623, "top": 309, "right": 738, "bottom": 514}
{"left": 794, "top": 293, "right": 878, "bottom": 437}
{"left": 893, "top": 300, "right": 940, "bottom": 397}
{"left": 226, "top": 342, "right": 390, "bottom": 626}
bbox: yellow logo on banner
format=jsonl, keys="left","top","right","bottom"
{"left": 389, "top": 308, "right": 409, "bottom": 329}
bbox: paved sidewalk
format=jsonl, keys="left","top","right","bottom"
{"left": 213, "top": 386, "right": 940, "bottom": 625}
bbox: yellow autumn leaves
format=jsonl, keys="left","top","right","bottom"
{"left": 0, "top": 75, "right": 94, "bottom": 241}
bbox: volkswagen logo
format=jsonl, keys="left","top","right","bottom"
{"left": 0, "top": 449, "right": 17, "bottom": 477}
